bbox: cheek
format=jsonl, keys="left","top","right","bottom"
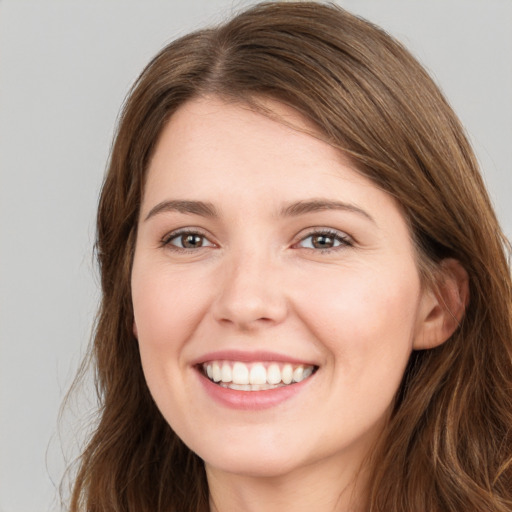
{"left": 132, "top": 264, "right": 210, "bottom": 352}
{"left": 131, "top": 264, "right": 212, "bottom": 419}
{"left": 130, "top": 265, "right": 215, "bottom": 418}
{"left": 298, "top": 267, "right": 421, "bottom": 438}
{"left": 296, "top": 262, "right": 421, "bottom": 377}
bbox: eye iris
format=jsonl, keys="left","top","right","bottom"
{"left": 181, "top": 234, "right": 203, "bottom": 248}
{"left": 312, "top": 234, "right": 334, "bottom": 249}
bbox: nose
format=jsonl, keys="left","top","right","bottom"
{"left": 211, "top": 250, "right": 288, "bottom": 330}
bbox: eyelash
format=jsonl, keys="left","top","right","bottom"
{"left": 160, "top": 228, "right": 353, "bottom": 253}
{"left": 161, "top": 228, "right": 214, "bottom": 251}
{"left": 294, "top": 228, "right": 352, "bottom": 253}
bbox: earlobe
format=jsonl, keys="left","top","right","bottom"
{"left": 413, "top": 259, "right": 469, "bottom": 350}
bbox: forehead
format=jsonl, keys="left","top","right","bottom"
{"left": 145, "top": 96, "right": 380, "bottom": 206}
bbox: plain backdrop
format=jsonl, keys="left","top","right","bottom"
{"left": 0, "top": 1, "right": 511, "bottom": 511}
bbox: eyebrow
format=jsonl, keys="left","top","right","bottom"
{"left": 144, "top": 198, "right": 374, "bottom": 223}
{"left": 144, "top": 200, "right": 218, "bottom": 221}
{"left": 280, "top": 199, "right": 375, "bottom": 223}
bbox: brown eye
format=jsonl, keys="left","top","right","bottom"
{"left": 311, "top": 234, "right": 335, "bottom": 249}
{"left": 297, "top": 230, "right": 351, "bottom": 251}
{"left": 164, "top": 231, "right": 214, "bottom": 250}
{"left": 181, "top": 234, "right": 204, "bottom": 248}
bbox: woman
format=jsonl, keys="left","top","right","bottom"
{"left": 69, "top": 2, "right": 512, "bottom": 511}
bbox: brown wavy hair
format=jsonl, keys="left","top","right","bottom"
{"left": 68, "top": 2, "right": 512, "bottom": 511}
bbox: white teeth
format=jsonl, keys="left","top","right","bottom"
{"left": 221, "top": 363, "right": 232, "bottom": 383}
{"left": 302, "top": 366, "right": 313, "bottom": 380}
{"left": 212, "top": 362, "right": 222, "bottom": 382}
{"left": 232, "top": 362, "right": 249, "bottom": 385}
{"left": 282, "top": 364, "right": 293, "bottom": 385}
{"left": 221, "top": 382, "right": 280, "bottom": 391}
{"left": 249, "top": 363, "right": 267, "bottom": 385}
{"left": 203, "top": 360, "right": 316, "bottom": 389}
{"left": 292, "top": 366, "right": 304, "bottom": 383}
{"left": 224, "top": 383, "right": 252, "bottom": 391}
{"left": 267, "top": 363, "right": 281, "bottom": 385}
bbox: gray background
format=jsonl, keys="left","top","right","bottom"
{"left": 1, "top": 1, "right": 510, "bottom": 511}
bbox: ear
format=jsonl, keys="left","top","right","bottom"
{"left": 413, "top": 259, "right": 469, "bottom": 350}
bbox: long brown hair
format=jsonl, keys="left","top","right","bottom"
{"left": 69, "top": 2, "right": 512, "bottom": 510}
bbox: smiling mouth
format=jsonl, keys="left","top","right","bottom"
{"left": 200, "top": 360, "right": 318, "bottom": 391}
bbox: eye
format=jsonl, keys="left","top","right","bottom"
{"left": 296, "top": 229, "right": 352, "bottom": 251}
{"left": 162, "top": 230, "right": 215, "bottom": 250}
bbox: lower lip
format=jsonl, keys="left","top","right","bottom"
{"left": 196, "top": 369, "right": 313, "bottom": 410}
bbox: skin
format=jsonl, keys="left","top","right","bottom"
{"left": 131, "top": 96, "right": 462, "bottom": 511}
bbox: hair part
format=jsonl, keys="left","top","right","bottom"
{"left": 69, "top": 2, "right": 512, "bottom": 511}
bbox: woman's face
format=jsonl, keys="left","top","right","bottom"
{"left": 131, "top": 96, "right": 434, "bottom": 480}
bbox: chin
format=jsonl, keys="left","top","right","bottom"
{"left": 204, "top": 452, "right": 302, "bottom": 479}
{"left": 191, "top": 432, "right": 306, "bottom": 478}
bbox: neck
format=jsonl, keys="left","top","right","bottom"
{"left": 206, "top": 455, "right": 368, "bottom": 512}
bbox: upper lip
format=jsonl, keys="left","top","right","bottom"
{"left": 191, "top": 349, "right": 318, "bottom": 366}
